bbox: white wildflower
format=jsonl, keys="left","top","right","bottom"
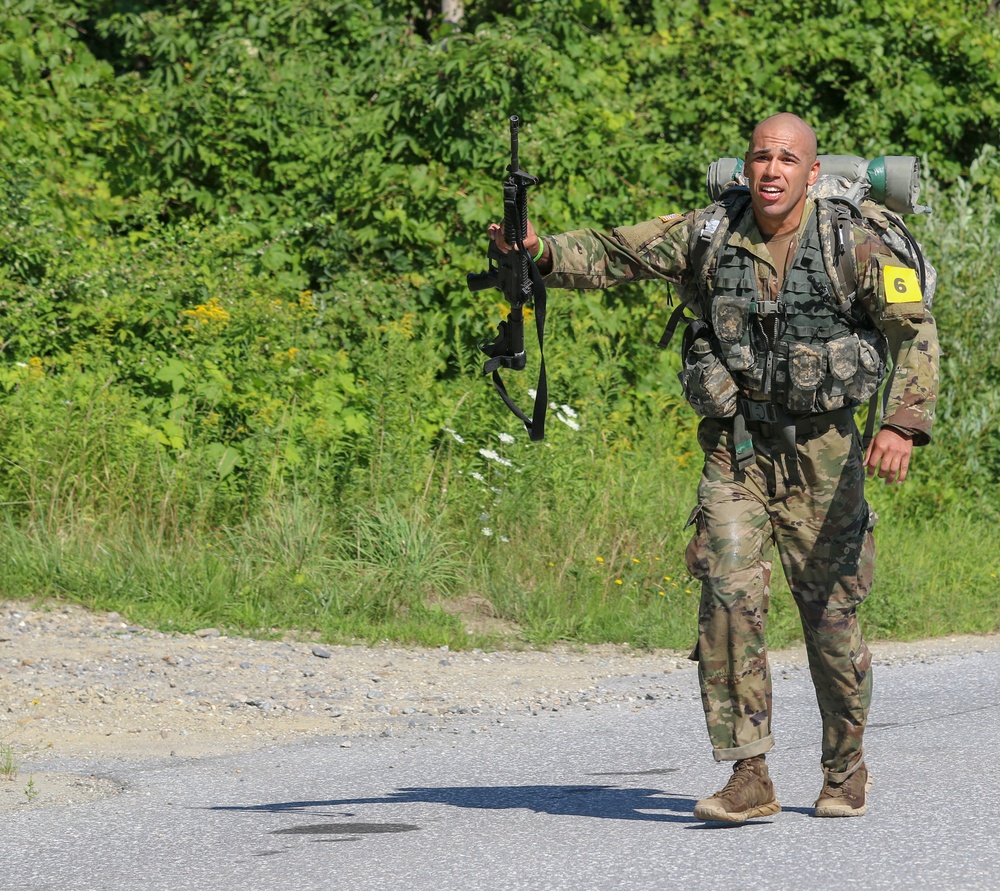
{"left": 479, "top": 448, "right": 513, "bottom": 467}
{"left": 442, "top": 426, "right": 465, "bottom": 444}
{"left": 497, "top": 432, "right": 516, "bottom": 444}
{"left": 560, "top": 404, "right": 578, "bottom": 418}
{"left": 481, "top": 527, "right": 493, "bottom": 537}
{"left": 470, "top": 472, "right": 486, "bottom": 482}
{"left": 557, "top": 412, "right": 581, "bottom": 431}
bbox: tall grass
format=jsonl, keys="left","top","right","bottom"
{"left": 2, "top": 389, "right": 996, "bottom": 652}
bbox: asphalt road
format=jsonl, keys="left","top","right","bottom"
{"left": 4, "top": 647, "right": 998, "bottom": 891}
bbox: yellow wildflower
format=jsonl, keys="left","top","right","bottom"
{"left": 183, "top": 297, "right": 231, "bottom": 326}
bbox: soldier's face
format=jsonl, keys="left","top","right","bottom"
{"left": 745, "top": 120, "right": 820, "bottom": 236}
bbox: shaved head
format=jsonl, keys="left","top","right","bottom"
{"left": 748, "top": 114, "right": 818, "bottom": 163}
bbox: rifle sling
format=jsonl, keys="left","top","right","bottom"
{"left": 488, "top": 254, "right": 548, "bottom": 440}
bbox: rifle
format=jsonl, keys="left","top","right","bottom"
{"left": 468, "top": 115, "right": 548, "bottom": 441}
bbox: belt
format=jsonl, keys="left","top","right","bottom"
{"left": 732, "top": 401, "right": 854, "bottom": 486}
{"left": 739, "top": 401, "right": 854, "bottom": 439}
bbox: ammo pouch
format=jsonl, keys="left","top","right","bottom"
{"left": 678, "top": 326, "right": 738, "bottom": 418}
{"left": 783, "top": 341, "right": 828, "bottom": 413}
{"left": 845, "top": 328, "right": 889, "bottom": 403}
{"left": 711, "top": 293, "right": 757, "bottom": 373}
{"left": 781, "top": 333, "right": 888, "bottom": 414}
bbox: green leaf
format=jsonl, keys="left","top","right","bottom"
{"left": 205, "top": 442, "right": 242, "bottom": 479}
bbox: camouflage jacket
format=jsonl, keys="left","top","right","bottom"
{"left": 541, "top": 199, "right": 938, "bottom": 444}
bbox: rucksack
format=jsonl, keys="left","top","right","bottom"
{"left": 659, "top": 153, "right": 936, "bottom": 444}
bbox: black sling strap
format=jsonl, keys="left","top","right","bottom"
{"left": 481, "top": 251, "right": 548, "bottom": 441}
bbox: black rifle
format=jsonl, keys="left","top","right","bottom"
{"left": 468, "top": 115, "right": 548, "bottom": 441}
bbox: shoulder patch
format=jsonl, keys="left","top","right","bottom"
{"left": 883, "top": 264, "right": 923, "bottom": 304}
{"left": 872, "top": 254, "right": 926, "bottom": 321}
{"left": 659, "top": 213, "right": 681, "bottom": 222}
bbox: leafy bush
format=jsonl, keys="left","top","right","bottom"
{"left": 1, "top": 0, "right": 998, "bottom": 645}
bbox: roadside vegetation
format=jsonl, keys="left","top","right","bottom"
{"left": 1, "top": 0, "right": 998, "bottom": 650}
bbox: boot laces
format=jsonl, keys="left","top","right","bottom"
{"left": 716, "top": 759, "right": 760, "bottom": 796}
{"left": 821, "top": 776, "right": 852, "bottom": 800}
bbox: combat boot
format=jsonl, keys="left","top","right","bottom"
{"left": 814, "top": 762, "right": 872, "bottom": 817}
{"left": 693, "top": 755, "right": 781, "bottom": 823}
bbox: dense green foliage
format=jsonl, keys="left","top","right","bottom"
{"left": 1, "top": 0, "right": 998, "bottom": 647}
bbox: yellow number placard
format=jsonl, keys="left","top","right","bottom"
{"left": 883, "top": 265, "right": 923, "bottom": 304}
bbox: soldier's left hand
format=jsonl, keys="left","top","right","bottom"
{"left": 864, "top": 427, "right": 914, "bottom": 485}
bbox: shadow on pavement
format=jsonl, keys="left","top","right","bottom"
{"left": 210, "top": 784, "right": 701, "bottom": 823}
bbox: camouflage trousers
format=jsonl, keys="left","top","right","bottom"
{"left": 685, "top": 413, "right": 875, "bottom": 781}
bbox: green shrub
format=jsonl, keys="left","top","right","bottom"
{"left": 0, "top": 0, "right": 998, "bottom": 647}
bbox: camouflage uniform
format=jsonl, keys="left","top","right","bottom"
{"left": 541, "top": 199, "right": 938, "bottom": 780}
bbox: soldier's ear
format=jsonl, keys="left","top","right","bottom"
{"left": 808, "top": 159, "right": 820, "bottom": 186}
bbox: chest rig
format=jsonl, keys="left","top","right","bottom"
{"left": 668, "top": 194, "right": 889, "bottom": 481}
{"left": 707, "top": 203, "right": 875, "bottom": 414}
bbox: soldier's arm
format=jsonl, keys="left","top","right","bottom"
{"left": 855, "top": 238, "right": 939, "bottom": 447}
{"left": 878, "top": 312, "right": 939, "bottom": 445}
{"left": 537, "top": 214, "right": 694, "bottom": 291}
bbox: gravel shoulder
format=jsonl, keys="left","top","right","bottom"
{"left": 3, "top": 599, "right": 998, "bottom": 811}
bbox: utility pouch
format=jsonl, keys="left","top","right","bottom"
{"left": 818, "top": 334, "right": 859, "bottom": 411}
{"left": 826, "top": 335, "right": 860, "bottom": 381}
{"left": 845, "top": 328, "right": 889, "bottom": 403}
{"left": 785, "top": 342, "right": 827, "bottom": 413}
{"left": 711, "top": 294, "right": 755, "bottom": 371}
{"left": 679, "top": 334, "right": 739, "bottom": 418}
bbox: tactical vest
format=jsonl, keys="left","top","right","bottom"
{"left": 685, "top": 199, "right": 888, "bottom": 418}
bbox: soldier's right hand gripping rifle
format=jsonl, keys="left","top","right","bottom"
{"left": 468, "top": 115, "right": 548, "bottom": 441}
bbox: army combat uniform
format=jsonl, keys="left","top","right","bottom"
{"left": 539, "top": 198, "right": 938, "bottom": 781}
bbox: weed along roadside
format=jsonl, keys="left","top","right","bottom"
{"left": 3, "top": 599, "right": 999, "bottom": 813}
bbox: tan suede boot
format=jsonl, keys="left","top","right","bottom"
{"left": 814, "top": 762, "right": 872, "bottom": 817}
{"left": 693, "top": 756, "right": 781, "bottom": 823}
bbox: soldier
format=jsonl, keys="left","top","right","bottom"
{"left": 487, "top": 113, "right": 938, "bottom": 822}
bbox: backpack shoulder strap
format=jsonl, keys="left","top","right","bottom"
{"left": 658, "top": 187, "right": 750, "bottom": 351}
{"left": 689, "top": 186, "right": 752, "bottom": 292}
{"left": 816, "top": 196, "right": 861, "bottom": 313}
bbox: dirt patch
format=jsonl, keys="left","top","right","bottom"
{"left": 0, "top": 600, "right": 695, "bottom": 810}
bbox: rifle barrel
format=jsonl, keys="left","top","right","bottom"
{"left": 509, "top": 115, "right": 519, "bottom": 174}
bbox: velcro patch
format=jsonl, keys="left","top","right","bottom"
{"left": 659, "top": 214, "right": 681, "bottom": 222}
{"left": 883, "top": 265, "right": 923, "bottom": 304}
